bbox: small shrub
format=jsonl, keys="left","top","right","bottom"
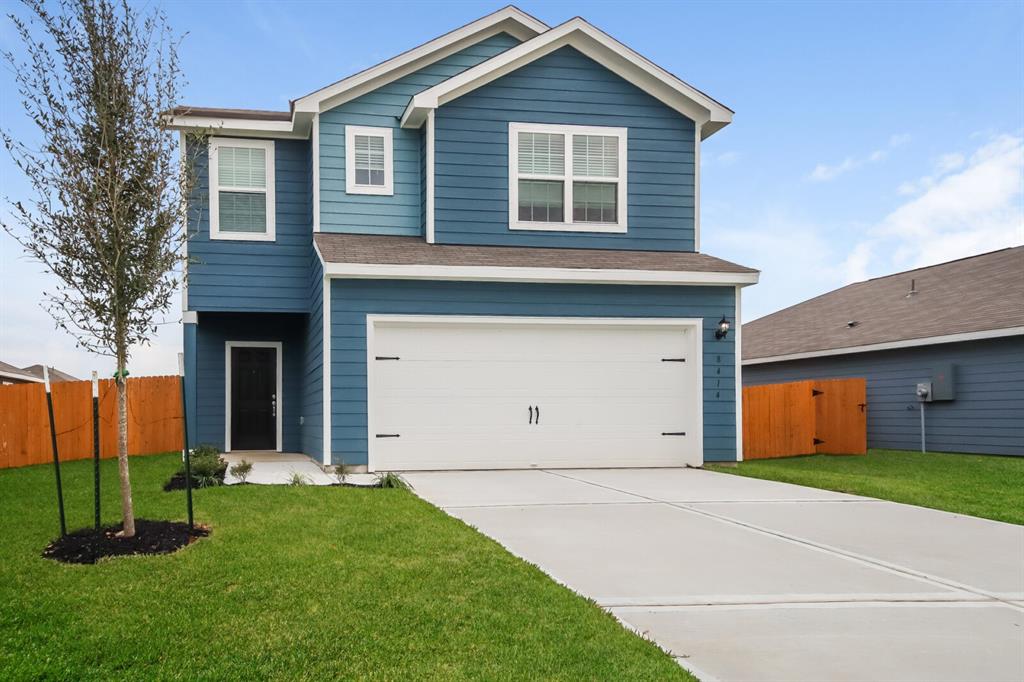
{"left": 183, "top": 444, "right": 226, "bottom": 488}
{"left": 287, "top": 471, "right": 308, "bottom": 486}
{"left": 375, "top": 472, "right": 412, "bottom": 490}
{"left": 333, "top": 458, "right": 351, "bottom": 484}
{"left": 229, "top": 459, "right": 253, "bottom": 484}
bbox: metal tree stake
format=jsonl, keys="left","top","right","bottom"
{"left": 178, "top": 353, "right": 194, "bottom": 529}
{"left": 43, "top": 366, "right": 67, "bottom": 536}
{"left": 91, "top": 371, "right": 101, "bottom": 529}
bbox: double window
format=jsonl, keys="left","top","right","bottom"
{"left": 345, "top": 125, "right": 394, "bottom": 195}
{"left": 509, "top": 123, "right": 627, "bottom": 233}
{"left": 209, "top": 138, "right": 276, "bottom": 241}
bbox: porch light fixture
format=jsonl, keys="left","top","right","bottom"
{"left": 715, "top": 316, "right": 730, "bottom": 340}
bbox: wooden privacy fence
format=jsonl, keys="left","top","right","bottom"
{"left": 0, "top": 375, "right": 183, "bottom": 469}
{"left": 743, "top": 378, "right": 867, "bottom": 459}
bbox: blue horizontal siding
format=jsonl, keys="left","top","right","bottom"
{"left": 192, "top": 312, "right": 307, "bottom": 452}
{"left": 319, "top": 32, "right": 521, "bottom": 236}
{"left": 330, "top": 280, "right": 737, "bottom": 466}
{"left": 187, "top": 138, "right": 312, "bottom": 313}
{"left": 743, "top": 336, "right": 1024, "bottom": 456}
{"left": 301, "top": 256, "right": 324, "bottom": 461}
{"left": 434, "top": 46, "right": 696, "bottom": 251}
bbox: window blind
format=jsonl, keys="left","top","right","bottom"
{"left": 518, "top": 132, "right": 565, "bottom": 176}
{"left": 572, "top": 135, "right": 618, "bottom": 178}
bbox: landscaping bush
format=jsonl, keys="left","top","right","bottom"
{"left": 163, "top": 445, "right": 227, "bottom": 491}
{"left": 229, "top": 459, "right": 253, "bottom": 484}
{"left": 375, "top": 472, "right": 412, "bottom": 490}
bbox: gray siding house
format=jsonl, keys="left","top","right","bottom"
{"left": 170, "top": 7, "right": 759, "bottom": 471}
{"left": 743, "top": 248, "right": 1024, "bottom": 456}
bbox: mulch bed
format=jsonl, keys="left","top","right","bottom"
{"left": 42, "top": 519, "right": 210, "bottom": 565}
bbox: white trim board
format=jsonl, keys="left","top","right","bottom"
{"left": 365, "top": 314, "right": 704, "bottom": 473}
{"left": 318, "top": 260, "right": 759, "bottom": 287}
{"left": 742, "top": 326, "right": 1024, "bottom": 365}
{"left": 224, "top": 341, "right": 283, "bottom": 453}
{"left": 322, "top": 276, "right": 332, "bottom": 466}
{"left": 734, "top": 285, "right": 743, "bottom": 462}
{"left": 400, "top": 17, "right": 732, "bottom": 139}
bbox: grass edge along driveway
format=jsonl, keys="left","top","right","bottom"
{"left": 0, "top": 454, "right": 693, "bottom": 680}
{"left": 707, "top": 448, "right": 1024, "bottom": 525}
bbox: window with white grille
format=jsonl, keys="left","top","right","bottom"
{"left": 346, "top": 126, "right": 393, "bottom": 196}
{"left": 509, "top": 123, "right": 627, "bottom": 233}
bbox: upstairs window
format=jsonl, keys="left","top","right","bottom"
{"left": 509, "top": 123, "right": 627, "bottom": 233}
{"left": 346, "top": 125, "right": 394, "bottom": 196}
{"left": 209, "top": 138, "right": 276, "bottom": 241}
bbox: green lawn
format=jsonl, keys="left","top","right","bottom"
{"left": 707, "top": 449, "right": 1024, "bottom": 525}
{"left": 0, "top": 454, "right": 690, "bottom": 680}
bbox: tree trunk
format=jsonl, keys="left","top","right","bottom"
{"left": 116, "top": 371, "right": 136, "bottom": 537}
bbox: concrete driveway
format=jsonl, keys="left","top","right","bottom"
{"left": 403, "top": 468, "right": 1024, "bottom": 682}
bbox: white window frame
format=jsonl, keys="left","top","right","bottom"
{"left": 508, "top": 122, "right": 627, "bottom": 233}
{"left": 208, "top": 137, "right": 276, "bottom": 242}
{"left": 345, "top": 125, "right": 394, "bottom": 196}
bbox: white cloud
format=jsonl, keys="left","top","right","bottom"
{"left": 936, "top": 152, "right": 966, "bottom": 173}
{"left": 858, "top": 133, "right": 1024, "bottom": 273}
{"left": 808, "top": 133, "right": 909, "bottom": 182}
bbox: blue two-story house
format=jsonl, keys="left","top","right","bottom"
{"left": 170, "top": 6, "right": 758, "bottom": 472}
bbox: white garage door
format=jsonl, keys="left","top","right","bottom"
{"left": 367, "top": 316, "right": 703, "bottom": 471}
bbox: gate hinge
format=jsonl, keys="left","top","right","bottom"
{"left": 813, "top": 438, "right": 824, "bottom": 445}
{"left": 812, "top": 389, "right": 824, "bottom": 397}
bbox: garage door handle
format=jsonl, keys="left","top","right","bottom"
{"left": 528, "top": 405, "right": 534, "bottom": 424}
{"left": 535, "top": 405, "right": 540, "bottom": 425}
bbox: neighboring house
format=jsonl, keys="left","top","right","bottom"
{"left": 0, "top": 361, "right": 78, "bottom": 385}
{"left": 743, "top": 247, "right": 1024, "bottom": 457}
{"left": 169, "top": 6, "right": 758, "bottom": 471}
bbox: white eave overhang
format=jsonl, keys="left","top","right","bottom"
{"left": 399, "top": 17, "right": 734, "bottom": 139}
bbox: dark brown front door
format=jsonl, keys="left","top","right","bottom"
{"left": 231, "top": 346, "right": 276, "bottom": 450}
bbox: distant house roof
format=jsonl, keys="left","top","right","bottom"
{"left": 743, "top": 247, "right": 1024, "bottom": 364}
{"left": 20, "top": 364, "right": 79, "bottom": 383}
{"left": 0, "top": 361, "right": 42, "bottom": 383}
{"left": 314, "top": 233, "right": 758, "bottom": 286}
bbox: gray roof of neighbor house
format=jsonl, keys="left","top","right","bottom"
{"left": 314, "top": 233, "right": 757, "bottom": 275}
{"left": 743, "top": 246, "right": 1024, "bottom": 362}
{"left": 0, "top": 361, "right": 41, "bottom": 383}
{"left": 19, "top": 364, "right": 79, "bottom": 382}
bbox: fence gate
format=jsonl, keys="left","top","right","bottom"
{"left": 743, "top": 378, "right": 867, "bottom": 460}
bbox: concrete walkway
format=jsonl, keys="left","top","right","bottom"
{"left": 404, "top": 468, "right": 1024, "bottom": 682}
{"left": 221, "top": 452, "right": 377, "bottom": 486}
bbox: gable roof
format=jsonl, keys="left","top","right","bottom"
{"left": 20, "top": 364, "right": 79, "bottom": 383}
{"left": 167, "top": 7, "right": 732, "bottom": 140}
{"left": 167, "top": 6, "right": 547, "bottom": 138}
{"left": 743, "top": 247, "right": 1024, "bottom": 364}
{"left": 400, "top": 17, "right": 733, "bottom": 138}
{"left": 0, "top": 361, "right": 42, "bottom": 383}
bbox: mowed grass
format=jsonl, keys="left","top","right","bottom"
{"left": 707, "top": 449, "right": 1024, "bottom": 525}
{"left": 0, "top": 454, "right": 691, "bottom": 680}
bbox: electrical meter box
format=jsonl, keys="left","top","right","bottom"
{"left": 916, "top": 382, "right": 932, "bottom": 402}
{"left": 931, "top": 362, "right": 956, "bottom": 401}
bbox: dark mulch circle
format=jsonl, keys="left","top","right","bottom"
{"left": 42, "top": 519, "right": 210, "bottom": 565}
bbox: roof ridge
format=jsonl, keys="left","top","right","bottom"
{"left": 864, "top": 246, "right": 1021, "bottom": 283}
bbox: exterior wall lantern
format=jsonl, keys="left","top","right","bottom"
{"left": 715, "top": 316, "right": 731, "bottom": 340}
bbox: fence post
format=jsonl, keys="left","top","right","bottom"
{"left": 92, "top": 371, "right": 101, "bottom": 530}
{"left": 44, "top": 367, "right": 67, "bottom": 536}
{"left": 178, "top": 353, "right": 194, "bottom": 529}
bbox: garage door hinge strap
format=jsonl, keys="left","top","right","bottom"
{"left": 375, "top": 434, "right": 401, "bottom": 438}
{"left": 661, "top": 431, "right": 687, "bottom": 436}
{"left": 375, "top": 356, "right": 400, "bottom": 361}
{"left": 661, "top": 358, "right": 686, "bottom": 362}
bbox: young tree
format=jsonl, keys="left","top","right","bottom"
{"left": 2, "top": 0, "right": 193, "bottom": 537}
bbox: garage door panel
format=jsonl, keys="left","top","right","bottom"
{"left": 369, "top": 318, "right": 702, "bottom": 471}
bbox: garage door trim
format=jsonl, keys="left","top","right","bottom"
{"left": 366, "top": 314, "right": 704, "bottom": 472}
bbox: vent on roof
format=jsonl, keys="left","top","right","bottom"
{"left": 846, "top": 320, "right": 859, "bottom": 328}
{"left": 905, "top": 278, "right": 917, "bottom": 298}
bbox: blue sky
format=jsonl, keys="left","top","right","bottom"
{"left": 1, "top": 0, "right": 1022, "bottom": 377}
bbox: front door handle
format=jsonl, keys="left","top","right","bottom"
{"left": 271, "top": 394, "right": 277, "bottom": 418}
{"left": 528, "top": 405, "right": 534, "bottom": 424}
